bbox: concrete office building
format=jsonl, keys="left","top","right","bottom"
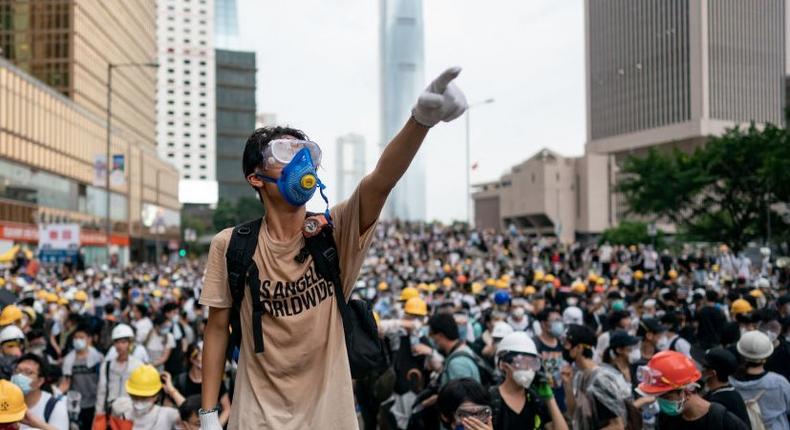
{"left": 472, "top": 149, "right": 608, "bottom": 243}
{"left": 335, "top": 134, "right": 367, "bottom": 202}
{"left": 585, "top": 0, "right": 786, "bottom": 224}
{"left": 156, "top": 0, "right": 217, "bottom": 204}
{"left": 380, "top": 0, "right": 426, "bottom": 221}
{"left": 215, "top": 49, "right": 256, "bottom": 202}
{"left": 0, "top": 1, "right": 180, "bottom": 264}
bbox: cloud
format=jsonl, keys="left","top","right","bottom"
{"left": 238, "top": 0, "right": 585, "bottom": 222}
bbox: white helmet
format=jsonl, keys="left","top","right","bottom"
{"left": 563, "top": 306, "right": 584, "bottom": 325}
{"left": 0, "top": 325, "right": 25, "bottom": 344}
{"left": 496, "top": 332, "right": 538, "bottom": 359}
{"left": 491, "top": 321, "right": 514, "bottom": 340}
{"left": 737, "top": 330, "right": 774, "bottom": 361}
{"left": 111, "top": 324, "right": 135, "bottom": 341}
{"left": 754, "top": 278, "right": 770, "bottom": 289}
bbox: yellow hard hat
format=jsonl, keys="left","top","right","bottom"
{"left": 442, "top": 277, "right": 453, "bottom": 288}
{"left": 668, "top": 269, "right": 678, "bottom": 280}
{"left": 74, "top": 291, "right": 88, "bottom": 302}
{"left": 544, "top": 274, "right": 555, "bottom": 283}
{"left": 399, "top": 287, "right": 419, "bottom": 302}
{"left": 403, "top": 297, "right": 428, "bottom": 317}
{"left": 152, "top": 289, "right": 163, "bottom": 298}
{"left": 0, "top": 278, "right": 5, "bottom": 287}
{"left": 749, "top": 289, "right": 764, "bottom": 298}
{"left": 711, "top": 264, "right": 719, "bottom": 273}
{"left": 125, "top": 365, "right": 163, "bottom": 397}
{"left": 500, "top": 274, "right": 511, "bottom": 283}
{"left": 172, "top": 288, "right": 182, "bottom": 298}
{"left": 485, "top": 278, "right": 496, "bottom": 287}
{"left": 417, "top": 283, "right": 429, "bottom": 292}
{"left": 571, "top": 281, "right": 587, "bottom": 294}
{"left": 427, "top": 283, "right": 438, "bottom": 292}
{"left": 0, "top": 379, "right": 26, "bottom": 423}
{"left": 524, "top": 285, "right": 537, "bottom": 296}
{"left": 587, "top": 272, "right": 598, "bottom": 282}
{"left": 57, "top": 297, "right": 68, "bottom": 306}
{"left": 443, "top": 264, "right": 452, "bottom": 273}
{"left": 377, "top": 281, "right": 389, "bottom": 292}
{"left": 35, "top": 290, "right": 48, "bottom": 301}
{"left": 143, "top": 274, "right": 151, "bottom": 282}
{"left": 495, "top": 279, "right": 509, "bottom": 290}
{"left": 533, "top": 270, "right": 545, "bottom": 283}
{"left": 730, "top": 299, "right": 753, "bottom": 316}
{"left": 595, "top": 277, "right": 606, "bottom": 285}
{"left": 0, "top": 305, "right": 23, "bottom": 326}
{"left": 634, "top": 270, "right": 644, "bottom": 281}
{"left": 471, "top": 282, "right": 484, "bottom": 295}
{"left": 46, "top": 293, "right": 59, "bottom": 304}
{"left": 159, "top": 278, "right": 170, "bottom": 287}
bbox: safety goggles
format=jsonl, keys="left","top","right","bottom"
{"left": 263, "top": 139, "right": 322, "bottom": 169}
{"left": 503, "top": 353, "right": 542, "bottom": 371}
{"left": 636, "top": 365, "right": 683, "bottom": 390}
{"left": 1, "top": 340, "right": 22, "bottom": 349}
{"left": 454, "top": 405, "right": 492, "bottom": 423}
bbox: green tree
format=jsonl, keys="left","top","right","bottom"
{"left": 212, "top": 197, "right": 264, "bottom": 231}
{"left": 618, "top": 123, "right": 790, "bottom": 251}
{"left": 600, "top": 221, "right": 664, "bottom": 247}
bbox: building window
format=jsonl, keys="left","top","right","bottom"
{"left": 185, "top": 174, "right": 191, "bottom": 179}
{"left": 199, "top": 164, "right": 206, "bottom": 170}
{"left": 167, "top": 153, "right": 174, "bottom": 158}
{"left": 200, "top": 175, "right": 206, "bottom": 180}
{"left": 185, "top": 154, "right": 191, "bottom": 159}
{"left": 167, "top": 142, "right": 175, "bottom": 147}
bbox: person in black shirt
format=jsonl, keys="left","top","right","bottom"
{"left": 174, "top": 342, "right": 231, "bottom": 426}
{"left": 699, "top": 347, "right": 750, "bottom": 428}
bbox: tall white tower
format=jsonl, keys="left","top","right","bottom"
{"left": 335, "top": 134, "right": 367, "bottom": 202}
{"left": 156, "top": 0, "right": 217, "bottom": 204}
{"left": 380, "top": 0, "right": 425, "bottom": 220}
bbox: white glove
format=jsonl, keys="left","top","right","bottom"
{"left": 199, "top": 410, "right": 223, "bottom": 430}
{"left": 411, "top": 67, "right": 468, "bottom": 127}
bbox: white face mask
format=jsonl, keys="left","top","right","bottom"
{"left": 73, "top": 338, "right": 87, "bottom": 351}
{"left": 566, "top": 298, "right": 579, "bottom": 307}
{"left": 512, "top": 307, "right": 525, "bottom": 319}
{"left": 512, "top": 369, "right": 536, "bottom": 388}
{"left": 132, "top": 400, "right": 154, "bottom": 415}
{"left": 628, "top": 348, "right": 641, "bottom": 364}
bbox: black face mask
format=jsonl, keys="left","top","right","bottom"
{"left": 562, "top": 347, "right": 574, "bottom": 363}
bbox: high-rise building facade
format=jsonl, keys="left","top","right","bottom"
{"left": 335, "top": 134, "right": 367, "bottom": 202}
{"left": 156, "top": 0, "right": 217, "bottom": 204}
{"left": 380, "top": 0, "right": 425, "bottom": 220}
{"left": 0, "top": 1, "right": 180, "bottom": 264}
{"left": 216, "top": 49, "right": 256, "bottom": 202}
{"left": 215, "top": 0, "right": 239, "bottom": 49}
{"left": 585, "top": 0, "right": 785, "bottom": 223}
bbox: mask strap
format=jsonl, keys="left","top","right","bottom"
{"left": 316, "top": 178, "right": 332, "bottom": 225}
{"left": 254, "top": 173, "right": 278, "bottom": 184}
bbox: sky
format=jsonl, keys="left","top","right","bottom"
{"left": 236, "top": 0, "right": 586, "bottom": 222}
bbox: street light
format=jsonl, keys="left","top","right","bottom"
{"left": 465, "top": 98, "right": 495, "bottom": 226}
{"left": 106, "top": 62, "right": 158, "bottom": 261}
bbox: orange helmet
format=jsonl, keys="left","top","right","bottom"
{"left": 637, "top": 350, "right": 701, "bottom": 395}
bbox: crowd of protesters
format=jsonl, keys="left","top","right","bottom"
{"left": 0, "top": 220, "right": 789, "bottom": 429}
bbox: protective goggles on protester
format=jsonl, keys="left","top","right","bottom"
{"left": 503, "top": 353, "right": 542, "bottom": 371}
{"left": 263, "top": 139, "right": 322, "bottom": 169}
{"left": 636, "top": 365, "right": 683, "bottom": 390}
{"left": 454, "top": 405, "right": 492, "bottom": 423}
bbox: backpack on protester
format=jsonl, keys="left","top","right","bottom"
{"left": 43, "top": 394, "right": 64, "bottom": 423}
{"left": 224, "top": 215, "right": 388, "bottom": 379}
{"left": 744, "top": 390, "right": 767, "bottom": 430}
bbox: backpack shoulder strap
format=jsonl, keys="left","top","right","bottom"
{"left": 303, "top": 220, "right": 349, "bottom": 330}
{"left": 669, "top": 336, "right": 680, "bottom": 351}
{"left": 225, "top": 218, "right": 263, "bottom": 356}
{"left": 44, "top": 394, "right": 63, "bottom": 422}
{"left": 488, "top": 386, "right": 502, "bottom": 428}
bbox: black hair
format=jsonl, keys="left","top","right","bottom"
{"left": 73, "top": 323, "right": 91, "bottom": 336}
{"left": 153, "top": 313, "right": 167, "bottom": 326}
{"left": 104, "top": 303, "right": 115, "bottom": 314}
{"left": 179, "top": 395, "right": 202, "bottom": 421}
{"left": 429, "top": 313, "right": 460, "bottom": 341}
{"left": 437, "top": 378, "right": 490, "bottom": 424}
{"left": 135, "top": 304, "right": 150, "bottom": 318}
{"left": 25, "top": 329, "right": 45, "bottom": 341}
{"left": 536, "top": 307, "right": 560, "bottom": 322}
{"left": 163, "top": 302, "right": 179, "bottom": 314}
{"left": 705, "top": 290, "right": 719, "bottom": 302}
{"left": 242, "top": 126, "right": 308, "bottom": 178}
{"left": 16, "top": 353, "right": 48, "bottom": 379}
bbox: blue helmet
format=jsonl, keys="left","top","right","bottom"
{"left": 494, "top": 291, "right": 511, "bottom": 305}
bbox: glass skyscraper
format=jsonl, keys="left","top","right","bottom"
{"left": 215, "top": 0, "right": 240, "bottom": 49}
{"left": 380, "top": 0, "right": 425, "bottom": 221}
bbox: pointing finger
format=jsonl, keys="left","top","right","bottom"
{"left": 431, "top": 66, "right": 462, "bottom": 93}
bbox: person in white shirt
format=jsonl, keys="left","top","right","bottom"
{"left": 12, "top": 353, "right": 69, "bottom": 430}
{"left": 95, "top": 324, "right": 143, "bottom": 417}
{"left": 61, "top": 325, "right": 104, "bottom": 429}
{"left": 131, "top": 304, "right": 153, "bottom": 345}
{"left": 144, "top": 314, "right": 176, "bottom": 372}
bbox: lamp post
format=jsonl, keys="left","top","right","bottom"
{"left": 465, "top": 98, "right": 495, "bottom": 226}
{"left": 106, "top": 62, "right": 158, "bottom": 262}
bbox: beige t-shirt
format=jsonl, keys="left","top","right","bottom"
{"left": 200, "top": 187, "right": 376, "bottom": 429}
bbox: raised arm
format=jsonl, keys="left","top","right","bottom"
{"left": 358, "top": 67, "right": 467, "bottom": 232}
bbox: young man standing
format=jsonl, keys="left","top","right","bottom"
{"left": 699, "top": 347, "right": 749, "bottom": 427}
{"left": 61, "top": 324, "right": 104, "bottom": 429}
{"left": 200, "top": 68, "right": 467, "bottom": 429}
{"left": 13, "top": 353, "right": 68, "bottom": 430}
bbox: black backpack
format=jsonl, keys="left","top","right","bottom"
{"left": 225, "top": 216, "right": 388, "bottom": 379}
